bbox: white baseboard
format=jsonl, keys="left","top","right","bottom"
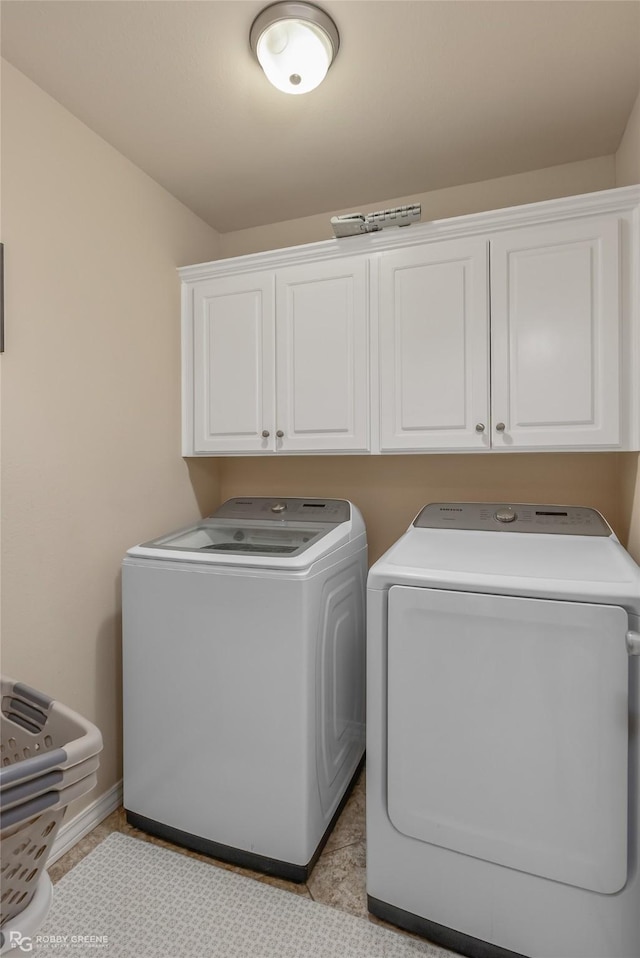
{"left": 49, "top": 779, "right": 122, "bottom": 864}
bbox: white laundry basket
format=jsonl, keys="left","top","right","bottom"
{"left": 0, "top": 873, "right": 52, "bottom": 955}
{"left": 0, "top": 678, "right": 102, "bottom": 953}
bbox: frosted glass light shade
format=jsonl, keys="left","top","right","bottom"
{"left": 250, "top": 3, "right": 339, "bottom": 95}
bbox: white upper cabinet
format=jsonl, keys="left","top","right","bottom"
{"left": 378, "top": 238, "right": 490, "bottom": 451}
{"left": 490, "top": 215, "right": 621, "bottom": 449}
{"left": 275, "top": 259, "right": 369, "bottom": 453}
{"left": 375, "top": 211, "right": 628, "bottom": 452}
{"left": 184, "top": 257, "right": 368, "bottom": 455}
{"left": 181, "top": 186, "right": 640, "bottom": 456}
{"left": 191, "top": 273, "right": 275, "bottom": 454}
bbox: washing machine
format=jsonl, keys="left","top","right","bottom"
{"left": 123, "top": 496, "right": 366, "bottom": 881}
{"left": 367, "top": 502, "right": 640, "bottom": 958}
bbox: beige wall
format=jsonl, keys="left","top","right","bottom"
{"left": 0, "top": 62, "right": 222, "bottom": 804}
{"left": 219, "top": 156, "right": 615, "bottom": 259}
{"left": 616, "top": 89, "right": 640, "bottom": 189}
{"left": 219, "top": 454, "right": 628, "bottom": 566}
{"left": 209, "top": 153, "right": 633, "bottom": 563}
{"left": 616, "top": 88, "right": 640, "bottom": 562}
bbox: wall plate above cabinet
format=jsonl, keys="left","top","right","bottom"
{"left": 331, "top": 205, "right": 421, "bottom": 238}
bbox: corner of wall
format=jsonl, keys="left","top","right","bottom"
{"left": 615, "top": 88, "right": 640, "bottom": 187}
{"left": 620, "top": 454, "right": 640, "bottom": 561}
{"left": 615, "top": 88, "right": 640, "bottom": 564}
{"left": 185, "top": 458, "right": 223, "bottom": 516}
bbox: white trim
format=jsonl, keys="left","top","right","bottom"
{"left": 48, "top": 780, "right": 122, "bottom": 864}
{"left": 625, "top": 204, "right": 640, "bottom": 446}
{"left": 178, "top": 186, "right": 640, "bottom": 282}
{"left": 181, "top": 282, "right": 194, "bottom": 457}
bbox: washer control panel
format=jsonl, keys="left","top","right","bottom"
{"left": 414, "top": 502, "right": 611, "bottom": 536}
{"left": 212, "top": 497, "right": 351, "bottom": 524}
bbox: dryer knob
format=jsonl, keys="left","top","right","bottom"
{"left": 271, "top": 502, "right": 287, "bottom": 513}
{"left": 495, "top": 506, "right": 517, "bottom": 523}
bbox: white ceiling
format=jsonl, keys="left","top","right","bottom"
{"left": 2, "top": 1, "right": 639, "bottom": 233}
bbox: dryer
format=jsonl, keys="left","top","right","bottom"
{"left": 367, "top": 502, "right": 640, "bottom": 958}
{"left": 123, "top": 497, "right": 366, "bottom": 881}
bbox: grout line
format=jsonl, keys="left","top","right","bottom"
{"left": 321, "top": 837, "right": 363, "bottom": 855}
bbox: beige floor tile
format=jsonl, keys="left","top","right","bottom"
{"left": 47, "top": 810, "right": 122, "bottom": 883}
{"left": 253, "top": 872, "right": 313, "bottom": 898}
{"left": 322, "top": 766, "right": 366, "bottom": 855}
{"left": 307, "top": 841, "right": 368, "bottom": 920}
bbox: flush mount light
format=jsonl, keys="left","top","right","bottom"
{"left": 250, "top": 1, "right": 340, "bottom": 95}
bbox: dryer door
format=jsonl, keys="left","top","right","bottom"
{"left": 386, "top": 587, "right": 629, "bottom": 893}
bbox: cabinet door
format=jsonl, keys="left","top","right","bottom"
{"left": 275, "top": 258, "right": 369, "bottom": 452}
{"left": 378, "top": 238, "right": 490, "bottom": 451}
{"left": 490, "top": 215, "right": 621, "bottom": 449}
{"left": 192, "top": 273, "right": 275, "bottom": 453}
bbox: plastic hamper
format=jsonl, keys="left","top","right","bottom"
{"left": 0, "top": 677, "right": 103, "bottom": 947}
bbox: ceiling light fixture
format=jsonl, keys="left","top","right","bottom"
{"left": 250, "top": 2, "right": 340, "bottom": 95}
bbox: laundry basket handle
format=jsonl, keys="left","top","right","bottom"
{"left": 0, "top": 748, "right": 67, "bottom": 787}
{"left": 0, "top": 790, "right": 58, "bottom": 831}
{"left": 13, "top": 682, "right": 54, "bottom": 712}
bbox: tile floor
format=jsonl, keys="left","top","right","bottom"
{"left": 47, "top": 767, "right": 427, "bottom": 945}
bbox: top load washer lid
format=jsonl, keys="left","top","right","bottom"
{"left": 126, "top": 498, "right": 360, "bottom": 569}
{"left": 140, "top": 519, "right": 331, "bottom": 556}
{"left": 368, "top": 502, "right": 640, "bottom": 612}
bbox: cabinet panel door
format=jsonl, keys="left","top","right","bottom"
{"left": 490, "top": 215, "right": 621, "bottom": 449}
{"left": 192, "top": 274, "right": 275, "bottom": 453}
{"left": 378, "top": 238, "right": 490, "bottom": 451}
{"left": 276, "top": 259, "right": 369, "bottom": 452}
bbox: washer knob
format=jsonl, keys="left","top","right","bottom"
{"left": 271, "top": 502, "right": 287, "bottom": 513}
{"left": 495, "top": 506, "right": 517, "bottom": 523}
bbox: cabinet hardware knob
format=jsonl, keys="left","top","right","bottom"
{"left": 475, "top": 423, "right": 485, "bottom": 433}
{"left": 276, "top": 430, "right": 284, "bottom": 439}
{"left": 261, "top": 430, "right": 270, "bottom": 438}
{"left": 496, "top": 422, "right": 506, "bottom": 432}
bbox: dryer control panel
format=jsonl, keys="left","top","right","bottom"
{"left": 414, "top": 502, "right": 611, "bottom": 536}
{"left": 212, "top": 497, "right": 351, "bottom": 524}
